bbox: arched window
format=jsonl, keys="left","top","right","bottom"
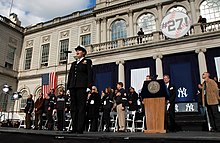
{"left": 34, "top": 87, "right": 42, "bottom": 101}
{"left": 200, "top": 0, "right": 220, "bottom": 22}
{"left": 111, "top": 19, "right": 127, "bottom": 41}
{"left": 20, "top": 90, "right": 29, "bottom": 109}
{"left": 137, "top": 13, "right": 156, "bottom": 34}
{"left": 167, "top": 6, "right": 187, "bottom": 14}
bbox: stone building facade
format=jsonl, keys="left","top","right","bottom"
{"left": 0, "top": 0, "right": 220, "bottom": 112}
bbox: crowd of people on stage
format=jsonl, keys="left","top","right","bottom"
{"left": 15, "top": 44, "right": 219, "bottom": 133}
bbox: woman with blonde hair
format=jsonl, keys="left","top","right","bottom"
{"left": 87, "top": 86, "right": 101, "bottom": 131}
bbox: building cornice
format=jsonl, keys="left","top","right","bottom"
{"left": 0, "top": 66, "right": 18, "bottom": 79}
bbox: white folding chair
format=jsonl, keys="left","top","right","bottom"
{"left": 109, "top": 112, "right": 118, "bottom": 132}
{"left": 126, "top": 111, "right": 136, "bottom": 132}
{"left": 98, "top": 112, "right": 103, "bottom": 132}
{"left": 134, "top": 115, "right": 145, "bottom": 132}
{"left": 18, "top": 114, "right": 26, "bottom": 129}
{"left": 65, "top": 112, "right": 72, "bottom": 131}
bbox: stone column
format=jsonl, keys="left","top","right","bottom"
{"left": 195, "top": 48, "right": 207, "bottom": 82}
{"left": 101, "top": 17, "right": 107, "bottom": 42}
{"left": 153, "top": 54, "right": 163, "bottom": 79}
{"left": 128, "top": 10, "right": 134, "bottom": 37}
{"left": 189, "top": 0, "right": 197, "bottom": 24}
{"left": 96, "top": 18, "right": 101, "bottom": 43}
{"left": 156, "top": 3, "right": 162, "bottom": 31}
{"left": 116, "top": 60, "right": 125, "bottom": 84}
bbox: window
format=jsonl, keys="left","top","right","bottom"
{"left": 59, "top": 39, "right": 69, "bottom": 62}
{"left": 167, "top": 6, "right": 187, "bottom": 14}
{"left": 200, "top": 0, "right": 220, "bottom": 22}
{"left": 24, "top": 48, "right": 33, "bottom": 70}
{"left": 137, "top": 13, "right": 156, "bottom": 34}
{"left": 41, "top": 43, "right": 50, "bottom": 66}
{"left": 5, "top": 46, "right": 16, "bottom": 69}
{"left": 0, "top": 92, "right": 8, "bottom": 111}
{"left": 81, "top": 34, "right": 91, "bottom": 46}
{"left": 111, "top": 19, "right": 127, "bottom": 41}
{"left": 20, "top": 90, "right": 28, "bottom": 109}
{"left": 34, "top": 87, "right": 42, "bottom": 102}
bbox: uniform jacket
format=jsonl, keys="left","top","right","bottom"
{"left": 115, "top": 88, "right": 127, "bottom": 107}
{"left": 202, "top": 78, "right": 220, "bottom": 106}
{"left": 101, "top": 93, "right": 114, "bottom": 110}
{"left": 67, "top": 58, "right": 93, "bottom": 89}
{"left": 25, "top": 98, "right": 34, "bottom": 114}
{"left": 56, "top": 94, "right": 68, "bottom": 110}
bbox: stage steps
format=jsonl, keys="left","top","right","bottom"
{"left": 174, "top": 112, "right": 208, "bottom": 131}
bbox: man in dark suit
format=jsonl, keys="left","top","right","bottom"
{"left": 67, "top": 45, "right": 93, "bottom": 134}
{"left": 163, "top": 74, "right": 176, "bottom": 132}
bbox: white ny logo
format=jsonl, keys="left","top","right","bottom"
{"left": 177, "top": 87, "right": 188, "bottom": 98}
{"left": 185, "top": 103, "right": 195, "bottom": 112}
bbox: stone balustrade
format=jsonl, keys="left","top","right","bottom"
{"left": 85, "top": 20, "right": 220, "bottom": 54}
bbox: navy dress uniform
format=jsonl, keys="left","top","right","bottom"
{"left": 67, "top": 45, "right": 93, "bottom": 134}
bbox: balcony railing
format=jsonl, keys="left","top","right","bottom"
{"left": 86, "top": 20, "right": 220, "bottom": 54}
{"left": 24, "top": 8, "right": 94, "bottom": 33}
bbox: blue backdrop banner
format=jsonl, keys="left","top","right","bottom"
{"left": 170, "top": 62, "right": 194, "bottom": 102}
{"left": 95, "top": 72, "right": 112, "bottom": 93}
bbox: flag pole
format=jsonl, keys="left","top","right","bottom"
{"left": 9, "top": 0, "right": 14, "bottom": 17}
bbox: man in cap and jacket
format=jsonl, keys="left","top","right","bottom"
{"left": 67, "top": 45, "right": 93, "bottom": 134}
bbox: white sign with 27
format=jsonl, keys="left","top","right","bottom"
{"left": 161, "top": 11, "right": 192, "bottom": 39}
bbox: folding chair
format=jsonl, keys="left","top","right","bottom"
{"left": 126, "top": 111, "right": 136, "bottom": 132}
{"left": 134, "top": 115, "right": 145, "bottom": 132}
{"left": 65, "top": 112, "right": 72, "bottom": 131}
{"left": 98, "top": 112, "right": 103, "bottom": 132}
{"left": 109, "top": 112, "right": 118, "bottom": 132}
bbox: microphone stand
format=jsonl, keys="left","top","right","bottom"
{"left": 64, "top": 51, "right": 72, "bottom": 94}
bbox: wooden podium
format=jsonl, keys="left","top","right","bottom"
{"left": 140, "top": 79, "right": 167, "bottom": 133}
{"left": 143, "top": 97, "right": 166, "bottom": 133}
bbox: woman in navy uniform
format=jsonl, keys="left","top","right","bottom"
{"left": 101, "top": 86, "right": 114, "bottom": 132}
{"left": 67, "top": 45, "right": 93, "bottom": 134}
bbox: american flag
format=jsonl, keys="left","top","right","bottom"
{"left": 42, "top": 72, "right": 57, "bottom": 97}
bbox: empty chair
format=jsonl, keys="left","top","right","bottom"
{"left": 126, "top": 111, "right": 136, "bottom": 132}
{"left": 98, "top": 112, "right": 103, "bottom": 132}
{"left": 65, "top": 112, "right": 72, "bottom": 131}
{"left": 109, "top": 112, "right": 118, "bottom": 132}
{"left": 134, "top": 114, "right": 145, "bottom": 132}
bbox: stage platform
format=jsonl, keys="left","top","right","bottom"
{"left": 0, "top": 127, "right": 220, "bottom": 143}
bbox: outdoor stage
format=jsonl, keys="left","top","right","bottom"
{"left": 0, "top": 128, "right": 220, "bottom": 143}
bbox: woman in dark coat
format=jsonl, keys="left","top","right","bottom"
{"left": 101, "top": 86, "right": 114, "bottom": 132}
{"left": 87, "top": 86, "right": 101, "bottom": 132}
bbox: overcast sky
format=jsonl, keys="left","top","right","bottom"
{"left": 0, "top": 0, "right": 96, "bottom": 27}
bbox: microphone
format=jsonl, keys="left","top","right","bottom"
{"left": 64, "top": 51, "right": 72, "bottom": 53}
